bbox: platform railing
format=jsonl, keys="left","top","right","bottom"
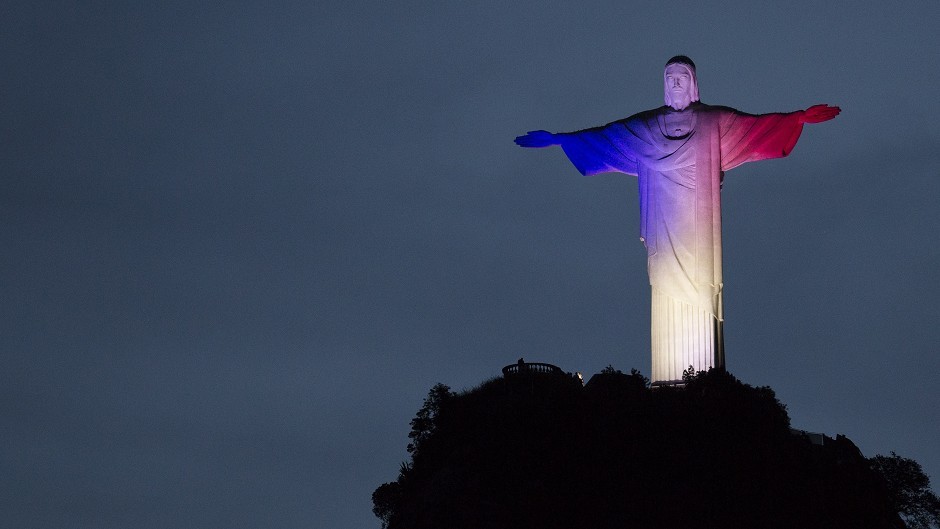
{"left": 502, "top": 362, "right": 563, "bottom": 377}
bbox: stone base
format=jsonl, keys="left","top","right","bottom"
{"left": 650, "top": 289, "right": 725, "bottom": 384}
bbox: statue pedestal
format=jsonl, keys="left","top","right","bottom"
{"left": 649, "top": 290, "right": 725, "bottom": 385}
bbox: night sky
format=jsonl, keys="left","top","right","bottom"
{"left": 3, "top": 1, "right": 938, "bottom": 527}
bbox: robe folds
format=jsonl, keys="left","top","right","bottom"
{"left": 558, "top": 102, "right": 804, "bottom": 384}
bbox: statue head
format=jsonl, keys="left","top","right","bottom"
{"left": 663, "top": 56, "right": 699, "bottom": 111}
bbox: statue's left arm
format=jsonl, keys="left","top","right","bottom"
{"left": 719, "top": 104, "right": 839, "bottom": 171}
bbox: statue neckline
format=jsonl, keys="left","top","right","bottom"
{"left": 658, "top": 108, "right": 696, "bottom": 140}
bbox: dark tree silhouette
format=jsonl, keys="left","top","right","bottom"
{"left": 869, "top": 452, "right": 940, "bottom": 529}
{"left": 371, "top": 480, "right": 400, "bottom": 529}
{"left": 375, "top": 367, "right": 921, "bottom": 529}
{"left": 406, "top": 383, "right": 454, "bottom": 454}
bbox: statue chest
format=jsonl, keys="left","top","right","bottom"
{"left": 662, "top": 112, "right": 694, "bottom": 137}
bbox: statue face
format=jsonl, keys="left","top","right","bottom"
{"left": 664, "top": 63, "right": 696, "bottom": 111}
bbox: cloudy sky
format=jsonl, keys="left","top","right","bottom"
{"left": 3, "top": 1, "right": 938, "bottom": 527}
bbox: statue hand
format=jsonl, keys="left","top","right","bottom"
{"left": 514, "top": 130, "right": 559, "bottom": 148}
{"left": 800, "top": 104, "right": 841, "bottom": 124}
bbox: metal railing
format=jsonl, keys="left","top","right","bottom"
{"left": 502, "top": 362, "right": 563, "bottom": 377}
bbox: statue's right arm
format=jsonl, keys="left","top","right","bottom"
{"left": 514, "top": 130, "right": 560, "bottom": 148}
{"left": 516, "top": 121, "right": 640, "bottom": 176}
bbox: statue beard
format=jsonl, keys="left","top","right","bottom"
{"left": 666, "top": 90, "right": 693, "bottom": 111}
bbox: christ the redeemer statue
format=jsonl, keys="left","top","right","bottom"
{"left": 515, "top": 56, "right": 839, "bottom": 385}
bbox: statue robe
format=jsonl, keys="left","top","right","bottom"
{"left": 558, "top": 102, "right": 804, "bottom": 384}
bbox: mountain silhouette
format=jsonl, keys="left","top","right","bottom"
{"left": 374, "top": 365, "right": 923, "bottom": 529}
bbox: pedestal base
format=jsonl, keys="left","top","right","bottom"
{"left": 650, "top": 289, "right": 725, "bottom": 385}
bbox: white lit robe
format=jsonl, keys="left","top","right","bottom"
{"left": 559, "top": 102, "right": 804, "bottom": 384}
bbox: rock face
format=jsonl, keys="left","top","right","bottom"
{"left": 374, "top": 368, "right": 904, "bottom": 529}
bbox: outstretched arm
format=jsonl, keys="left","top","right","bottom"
{"left": 799, "top": 104, "right": 841, "bottom": 124}
{"left": 515, "top": 119, "right": 644, "bottom": 176}
{"left": 719, "top": 104, "right": 840, "bottom": 171}
{"left": 514, "top": 130, "right": 560, "bottom": 148}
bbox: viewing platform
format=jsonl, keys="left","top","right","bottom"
{"left": 502, "top": 361, "right": 564, "bottom": 377}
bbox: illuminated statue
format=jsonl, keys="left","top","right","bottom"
{"left": 515, "top": 56, "right": 839, "bottom": 384}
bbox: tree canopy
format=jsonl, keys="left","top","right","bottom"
{"left": 375, "top": 367, "right": 928, "bottom": 529}
{"left": 869, "top": 452, "right": 940, "bottom": 529}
